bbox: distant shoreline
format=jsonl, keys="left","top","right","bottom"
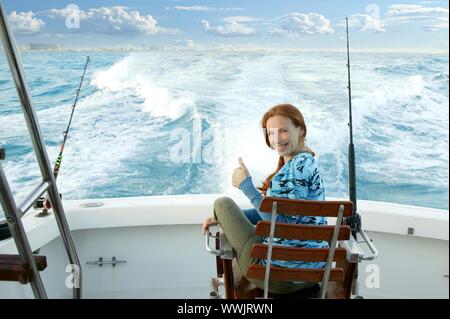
{"left": 1, "top": 48, "right": 448, "bottom": 55}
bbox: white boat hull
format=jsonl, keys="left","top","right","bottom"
{"left": 1, "top": 194, "right": 448, "bottom": 299}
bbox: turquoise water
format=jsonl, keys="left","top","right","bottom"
{"left": 0, "top": 51, "right": 448, "bottom": 218}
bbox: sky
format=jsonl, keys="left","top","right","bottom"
{"left": 2, "top": 0, "right": 449, "bottom": 52}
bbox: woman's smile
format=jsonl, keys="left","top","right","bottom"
{"left": 276, "top": 143, "right": 288, "bottom": 151}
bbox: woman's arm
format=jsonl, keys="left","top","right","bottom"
{"left": 239, "top": 176, "right": 274, "bottom": 221}
{"left": 239, "top": 176, "right": 263, "bottom": 211}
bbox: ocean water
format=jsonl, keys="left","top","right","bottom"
{"left": 0, "top": 51, "right": 448, "bottom": 219}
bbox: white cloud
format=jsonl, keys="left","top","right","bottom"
{"left": 340, "top": 4, "right": 448, "bottom": 33}
{"left": 385, "top": 4, "right": 449, "bottom": 30}
{"left": 173, "top": 5, "right": 214, "bottom": 11}
{"left": 345, "top": 14, "right": 385, "bottom": 32}
{"left": 422, "top": 20, "right": 449, "bottom": 30}
{"left": 172, "top": 6, "right": 242, "bottom": 12}
{"left": 201, "top": 20, "right": 257, "bottom": 36}
{"left": 45, "top": 6, "right": 179, "bottom": 35}
{"left": 387, "top": 4, "right": 448, "bottom": 17}
{"left": 8, "top": 11, "right": 45, "bottom": 35}
{"left": 273, "top": 13, "right": 334, "bottom": 35}
{"left": 222, "top": 16, "right": 262, "bottom": 23}
{"left": 41, "top": 33, "right": 65, "bottom": 38}
{"left": 201, "top": 13, "right": 334, "bottom": 37}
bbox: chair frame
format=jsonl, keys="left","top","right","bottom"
{"left": 208, "top": 197, "right": 360, "bottom": 299}
{"left": 259, "top": 200, "right": 347, "bottom": 298}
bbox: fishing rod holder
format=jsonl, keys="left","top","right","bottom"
{"left": 345, "top": 213, "right": 362, "bottom": 234}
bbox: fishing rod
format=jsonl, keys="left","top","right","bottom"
{"left": 344, "top": 17, "right": 365, "bottom": 299}
{"left": 53, "top": 56, "right": 90, "bottom": 179}
{"left": 35, "top": 56, "right": 90, "bottom": 213}
{"left": 344, "top": 17, "right": 361, "bottom": 239}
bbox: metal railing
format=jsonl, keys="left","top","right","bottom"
{"left": 0, "top": 0, "right": 82, "bottom": 299}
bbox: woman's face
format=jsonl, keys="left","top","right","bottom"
{"left": 266, "top": 115, "right": 303, "bottom": 159}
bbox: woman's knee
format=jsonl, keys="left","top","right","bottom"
{"left": 214, "top": 196, "right": 234, "bottom": 210}
{"left": 213, "top": 197, "right": 238, "bottom": 221}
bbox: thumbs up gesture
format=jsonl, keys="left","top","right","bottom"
{"left": 232, "top": 157, "right": 250, "bottom": 188}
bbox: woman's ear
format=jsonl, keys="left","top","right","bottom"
{"left": 298, "top": 132, "right": 306, "bottom": 148}
{"left": 296, "top": 128, "right": 303, "bottom": 141}
{"left": 298, "top": 127, "right": 305, "bottom": 137}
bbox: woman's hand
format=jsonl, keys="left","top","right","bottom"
{"left": 232, "top": 157, "right": 250, "bottom": 188}
{"left": 202, "top": 216, "right": 218, "bottom": 234}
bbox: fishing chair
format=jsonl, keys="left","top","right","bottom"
{"left": 206, "top": 197, "right": 360, "bottom": 299}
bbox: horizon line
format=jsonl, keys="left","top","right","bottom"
{"left": 2, "top": 47, "right": 448, "bottom": 54}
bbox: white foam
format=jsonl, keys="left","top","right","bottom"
{"left": 91, "top": 54, "right": 195, "bottom": 120}
{"left": 354, "top": 73, "right": 449, "bottom": 188}
{"left": 0, "top": 86, "right": 164, "bottom": 200}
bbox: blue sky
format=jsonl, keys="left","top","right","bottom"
{"left": 3, "top": 0, "right": 449, "bottom": 51}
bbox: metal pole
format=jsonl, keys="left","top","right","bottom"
{"left": 319, "top": 205, "right": 344, "bottom": 299}
{"left": 0, "top": 0, "right": 82, "bottom": 298}
{"left": 263, "top": 202, "right": 277, "bottom": 299}
{"left": 0, "top": 164, "right": 48, "bottom": 298}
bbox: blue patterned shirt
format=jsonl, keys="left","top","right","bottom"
{"left": 239, "top": 152, "right": 328, "bottom": 269}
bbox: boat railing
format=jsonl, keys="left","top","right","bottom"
{"left": 0, "top": 0, "right": 82, "bottom": 299}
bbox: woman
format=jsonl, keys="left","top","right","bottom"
{"left": 202, "top": 103, "right": 327, "bottom": 294}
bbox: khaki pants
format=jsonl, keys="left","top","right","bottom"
{"left": 213, "top": 196, "right": 316, "bottom": 294}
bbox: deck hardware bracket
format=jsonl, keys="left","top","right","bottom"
{"left": 86, "top": 257, "right": 126, "bottom": 267}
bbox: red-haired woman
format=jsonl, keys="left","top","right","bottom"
{"left": 202, "top": 104, "right": 327, "bottom": 295}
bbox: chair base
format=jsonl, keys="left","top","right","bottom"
{"left": 235, "top": 276, "right": 321, "bottom": 299}
{"left": 229, "top": 258, "right": 347, "bottom": 299}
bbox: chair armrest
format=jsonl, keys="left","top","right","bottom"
{"left": 339, "top": 228, "right": 379, "bottom": 263}
{"left": 205, "top": 227, "right": 234, "bottom": 260}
